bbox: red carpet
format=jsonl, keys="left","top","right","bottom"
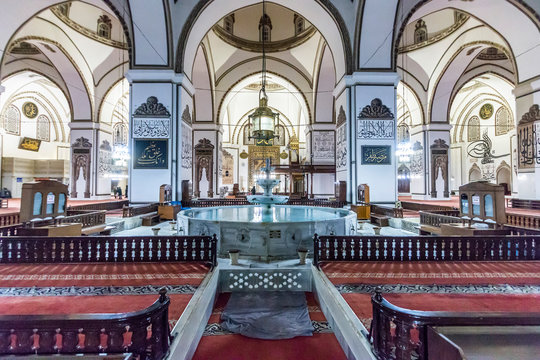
{"left": 321, "top": 261, "right": 540, "bottom": 285}
{"left": 193, "top": 292, "right": 347, "bottom": 360}
{"left": 0, "top": 262, "right": 211, "bottom": 329}
{"left": 343, "top": 293, "right": 540, "bottom": 329}
{"left": 0, "top": 262, "right": 209, "bottom": 287}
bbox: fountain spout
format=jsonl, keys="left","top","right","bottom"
{"left": 246, "top": 158, "right": 289, "bottom": 211}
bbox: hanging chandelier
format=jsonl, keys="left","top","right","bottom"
{"left": 249, "top": 0, "right": 280, "bottom": 146}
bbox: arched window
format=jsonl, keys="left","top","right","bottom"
{"left": 57, "top": 3, "right": 71, "bottom": 17}
{"left": 495, "top": 106, "right": 512, "bottom": 136}
{"left": 33, "top": 192, "right": 42, "bottom": 216}
{"left": 4, "top": 105, "right": 20, "bottom": 135}
{"left": 460, "top": 194, "right": 469, "bottom": 214}
{"left": 468, "top": 116, "right": 480, "bottom": 142}
{"left": 46, "top": 192, "right": 55, "bottom": 214}
{"left": 294, "top": 14, "right": 304, "bottom": 35}
{"left": 472, "top": 194, "right": 481, "bottom": 216}
{"left": 259, "top": 14, "right": 272, "bottom": 42}
{"left": 58, "top": 193, "right": 66, "bottom": 213}
{"left": 397, "top": 122, "right": 410, "bottom": 144}
{"left": 113, "top": 123, "right": 128, "bottom": 146}
{"left": 414, "top": 19, "right": 427, "bottom": 44}
{"left": 224, "top": 14, "right": 235, "bottom": 34}
{"left": 484, "top": 194, "right": 494, "bottom": 217}
{"left": 97, "top": 15, "right": 112, "bottom": 39}
{"left": 36, "top": 115, "right": 50, "bottom": 141}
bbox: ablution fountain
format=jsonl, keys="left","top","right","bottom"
{"left": 178, "top": 158, "right": 356, "bottom": 260}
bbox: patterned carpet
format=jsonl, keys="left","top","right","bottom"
{"left": 0, "top": 262, "right": 210, "bottom": 328}
{"left": 192, "top": 292, "right": 347, "bottom": 360}
{"left": 321, "top": 261, "right": 540, "bottom": 330}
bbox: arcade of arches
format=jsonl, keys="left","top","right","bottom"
{"left": 0, "top": 0, "right": 539, "bottom": 203}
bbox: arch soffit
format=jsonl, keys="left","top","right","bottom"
{"left": 429, "top": 36, "right": 513, "bottom": 124}
{"left": 397, "top": 80, "right": 425, "bottom": 126}
{"left": 176, "top": 0, "right": 351, "bottom": 81}
{"left": 2, "top": 69, "right": 73, "bottom": 122}
{"left": 393, "top": 0, "right": 540, "bottom": 82}
{"left": 216, "top": 70, "right": 312, "bottom": 126}
{"left": 0, "top": 0, "right": 134, "bottom": 72}
{"left": 97, "top": 78, "right": 129, "bottom": 125}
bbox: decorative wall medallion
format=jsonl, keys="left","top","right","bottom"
{"left": 181, "top": 123, "right": 193, "bottom": 169}
{"left": 22, "top": 102, "right": 38, "bottom": 118}
{"left": 280, "top": 151, "right": 288, "bottom": 159}
{"left": 479, "top": 103, "right": 493, "bottom": 119}
{"left": 19, "top": 137, "right": 41, "bottom": 151}
{"left": 361, "top": 145, "right": 391, "bottom": 165}
{"left": 312, "top": 131, "right": 335, "bottom": 161}
{"left": 132, "top": 118, "right": 170, "bottom": 138}
{"left": 240, "top": 150, "right": 249, "bottom": 159}
{"left": 357, "top": 99, "right": 395, "bottom": 139}
{"left": 133, "top": 139, "right": 168, "bottom": 169}
{"left": 133, "top": 96, "right": 171, "bottom": 116}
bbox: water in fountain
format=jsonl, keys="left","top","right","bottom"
{"left": 246, "top": 158, "right": 288, "bottom": 218}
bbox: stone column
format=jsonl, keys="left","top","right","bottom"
{"left": 514, "top": 79, "right": 540, "bottom": 199}
{"left": 347, "top": 72, "right": 399, "bottom": 203}
{"left": 126, "top": 70, "right": 192, "bottom": 203}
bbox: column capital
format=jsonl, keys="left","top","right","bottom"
{"left": 514, "top": 77, "right": 540, "bottom": 98}
{"left": 125, "top": 70, "right": 195, "bottom": 95}
{"left": 345, "top": 71, "right": 400, "bottom": 87}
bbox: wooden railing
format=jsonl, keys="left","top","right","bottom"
{"left": 0, "top": 235, "right": 218, "bottom": 266}
{"left": 0, "top": 289, "right": 170, "bottom": 359}
{"left": 506, "top": 213, "right": 540, "bottom": 230}
{"left": 29, "top": 210, "right": 107, "bottom": 229}
{"left": 122, "top": 203, "right": 159, "bottom": 218}
{"left": 400, "top": 201, "right": 456, "bottom": 212}
{"left": 503, "top": 224, "right": 540, "bottom": 236}
{"left": 0, "top": 198, "right": 8, "bottom": 208}
{"left": 370, "top": 290, "right": 540, "bottom": 360}
{"left": 0, "top": 212, "right": 20, "bottom": 227}
{"left": 0, "top": 224, "right": 21, "bottom": 237}
{"left": 312, "top": 234, "right": 539, "bottom": 266}
{"left": 509, "top": 198, "right": 540, "bottom": 210}
{"left": 68, "top": 200, "right": 129, "bottom": 212}
{"left": 183, "top": 198, "right": 346, "bottom": 208}
{"left": 419, "top": 210, "right": 464, "bottom": 228}
{"left": 370, "top": 204, "right": 403, "bottom": 218}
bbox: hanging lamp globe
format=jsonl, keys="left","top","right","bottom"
{"left": 249, "top": 90, "right": 280, "bottom": 145}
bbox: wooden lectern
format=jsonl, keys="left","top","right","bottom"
{"left": 351, "top": 184, "right": 371, "bottom": 220}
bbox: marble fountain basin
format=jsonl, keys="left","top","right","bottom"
{"left": 178, "top": 205, "right": 357, "bottom": 259}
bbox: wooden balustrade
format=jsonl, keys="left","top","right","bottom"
{"left": 508, "top": 198, "right": 540, "bottom": 210}
{"left": 502, "top": 224, "right": 540, "bottom": 236}
{"left": 0, "top": 199, "right": 8, "bottom": 208}
{"left": 68, "top": 200, "right": 129, "bottom": 212}
{"left": 0, "top": 235, "right": 217, "bottom": 266}
{"left": 419, "top": 211, "right": 464, "bottom": 228}
{"left": 370, "top": 290, "right": 540, "bottom": 360}
{"left": 506, "top": 213, "right": 540, "bottom": 230}
{"left": 0, "top": 224, "right": 21, "bottom": 237}
{"left": 0, "top": 289, "right": 170, "bottom": 359}
{"left": 312, "top": 234, "right": 539, "bottom": 267}
{"left": 0, "top": 212, "right": 20, "bottom": 227}
{"left": 400, "top": 201, "right": 456, "bottom": 212}
{"left": 370, "top": 204, "right": 403, "bottom": 218}
{"left": 122, "top": 203, "right": 159, "bottom": 218}
{"left": 183, "top": 198, "right": 346, "bottom": 208}
{"left": 29, "top": 210, "right": 107, "bottom": 229}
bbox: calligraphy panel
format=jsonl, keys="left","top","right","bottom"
{"left": 336, "top": 125, "right": 347, "bottom": 170}
{"left": 181, "top": 123, "right": 193, "bottom": 169}
{"left": 19, "top": 137, "right": 41, "bottom": 151}
{"left": 361, "top": 145, "right": 391, "bottom": 165}
{"left": 357, "top": 119, "right": 394, "bottom": 139}
{"left": 132, "top": 118, "right": 171, "bottom": 138}
{"left": 133, "top": 139, "right": 168, "bottom": 169}
{"left": 312, "top": 130, "right": 335, "bottom": 161}
{"left": 517, "top": 122, "right": 539, "bottom": 169}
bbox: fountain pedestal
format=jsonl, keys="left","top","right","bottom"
{"left": 246, "top": 159, "right": 288, "bottom": 215}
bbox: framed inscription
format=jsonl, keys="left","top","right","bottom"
{"left": 361, "top": 145, "right": 391, "bottom": 165}
{"left": 357, "top": 119, "right": 394, "bottom": 139}
{"left": 19, "top": 137, "right": 41, "bottom": 151}
{"left": 133, "top": 139, "right": 168, "bottom": 169}
{"left": 132, "top": 118, "right": 170, "bottom": 138}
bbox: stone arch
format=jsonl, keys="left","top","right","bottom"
{"left": 496, "top": 160, "right": 512, "bottom": 192}
{"left": 469, "top": 163, "right": 482, "bottom": 182}
{"left": 176, "top": 0, "right": 352, "bottom": 80}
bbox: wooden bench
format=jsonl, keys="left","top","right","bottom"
{"left": 142, "top": 212, "right": 161, "bottom": 226}
{"left": 370, "top": 213, "right": 390, "bottom": 227}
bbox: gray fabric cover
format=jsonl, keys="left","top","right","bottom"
{"left": 220, "top": 292, "right": 314, "bottom": 339}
